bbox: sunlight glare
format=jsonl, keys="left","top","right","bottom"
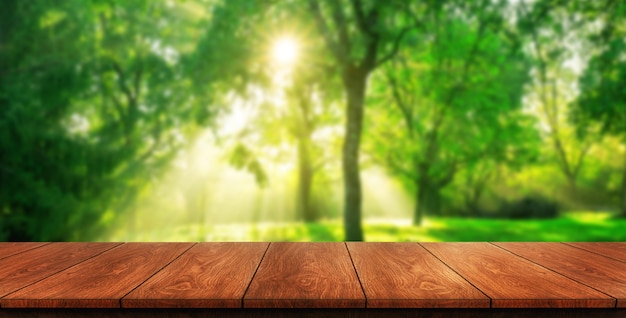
{"left": 362, "top": 167, "right": 413, "bottom": 221}
{"left": 272, "top": 37, "right": 298, "bottom": 65}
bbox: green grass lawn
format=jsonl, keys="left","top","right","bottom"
{"left": 112, "top": 212, "right": 626, "bottom": 242}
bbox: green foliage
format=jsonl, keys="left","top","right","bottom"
{"left": 570, "top": 0, "right": 626, "bottom": 216}
{"left": 577, "top": 40, "right": 626, "bottom": 136}
{"left": 2, "top": 0, "right": 626, "bottom": 241}
{"left": 0, "top": 0, "right": 214, "bottom": 241}
{"left": 109, "top": 213, "right": 626, "bottom": 242}
{"left": 228, "top": 143, "right": 269, "bottom": 187}
{"left": 365, "top": 2, "right": 539, "bottom": 222}
{"left": 495, "top": 196, "right": 559, "bottom": 219}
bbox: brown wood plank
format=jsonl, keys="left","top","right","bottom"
{"left": 244, "top": 242, "right": 364, "bottom": 308}
{"left": 494, "top": 242, "right": 626, "bottom": 308}
{"left": 0, "top": 243, "right": 49, "bottom": 260}
{"left": 0, "top": 243, "right": 120, "bottom": 298}
{"left": 123, "top": 242, "right": 268, "bottom": 308}
{"left": 347, "top": 242, "right": 490, "bottom": 308}
{"left": 421, "top": 242, "right": 615, "bottom": 308}
{"left": 2, "top": 308, "right": 626, "bottom": 318}
{"left": 565, "top": 242, "right": 626, "bottom": 263}
{"left": 1, "top": 243, "right": 193, "bottom": 308}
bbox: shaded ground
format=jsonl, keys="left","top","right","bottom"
{"left": 108, "top": 212, "right": 626, "bottom": 242}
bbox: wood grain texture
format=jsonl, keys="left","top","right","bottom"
{"left": 2, "top": 308, "right": 626, "bottom": 318}
{"left": 244, "top": 242, "right": 365, "bottom": 308}
{"left": 0, "top": 243, "right": 49, "bottom": 260}
{"left": 421, "top": 242, "right": 615, "bottom": 308}
{"left": 123, "top": 242, "right": 268, "bottom": 308}
{"left": 494, "top": 242, "right": 625, "bottom": 308}
{"left": 0, "top": 243, "right": 120, "bottom": 298}
{"left": 347, "top": 242, "right": 490, "bottom": 308}
{"left": 565, "top": 242, "right": 626, "bottom": 263}
{"left": 1, "top": 243, "right": 193, "bottom": 308}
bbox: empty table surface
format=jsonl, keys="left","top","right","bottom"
{"left": 0, "top": 242, "right": 624, "bottom": 310}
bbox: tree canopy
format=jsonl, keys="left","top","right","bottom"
{"left": 1, "top": 0, "right": 625, "bottom": 242}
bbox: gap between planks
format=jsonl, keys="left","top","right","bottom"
{"left": 0, "top": 243, "right": 123, "bottom": 301}
{"left": 1, "top": 242, "right": 623, "bottom": 309}
{"left": 118, "top": 243, "right": 198, "bottom": 308}
{"left": 239, "top": 243, "right": 271, "bottom": 308}
{"left": 417, "top": 242, "right": 493, "bottom": 308}
{"left": 344, "top": 242, "right": 369, "bottom": 308}
{"left": 491, "top": 242, "right": 622, "bottom": 308}
{"left": 488, "top": 243, "right": 615, "bottom": 303}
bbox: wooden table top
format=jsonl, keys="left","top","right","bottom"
{"left": 0, "top": 242, "right": 624, "bottom": 309}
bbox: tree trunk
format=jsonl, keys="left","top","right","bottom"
{"left": 424, "top": 187, "right": 442, "bottom": 216}
{"left": 293, "top": 85, "right": 317, "bottom": 223}
{"left": 342, "top": 67, "right": 366, "bottom": 241}
{"left": 466, "top": 184, "right": 485, "bottom": 215}
{"left": 297, "top": 137, "right": 316, "bottom": 222}
{"left": 183, "top": 187, "right": 199, "bottom": 225}
{"left": 413, "top": 159, "right": 431, "bottom": 226}
{"left": 414, "top": 176, "right": 444, "bottom": 225}
{"left": 621, "top": 149, "right": 626, "bottom": 218}
{"left": 414, "top": 180, "right": 427, "bottom": 226}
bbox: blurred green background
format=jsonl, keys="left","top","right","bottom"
{"left": 1, "top": 0, "right": 625, "bottom": 242}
